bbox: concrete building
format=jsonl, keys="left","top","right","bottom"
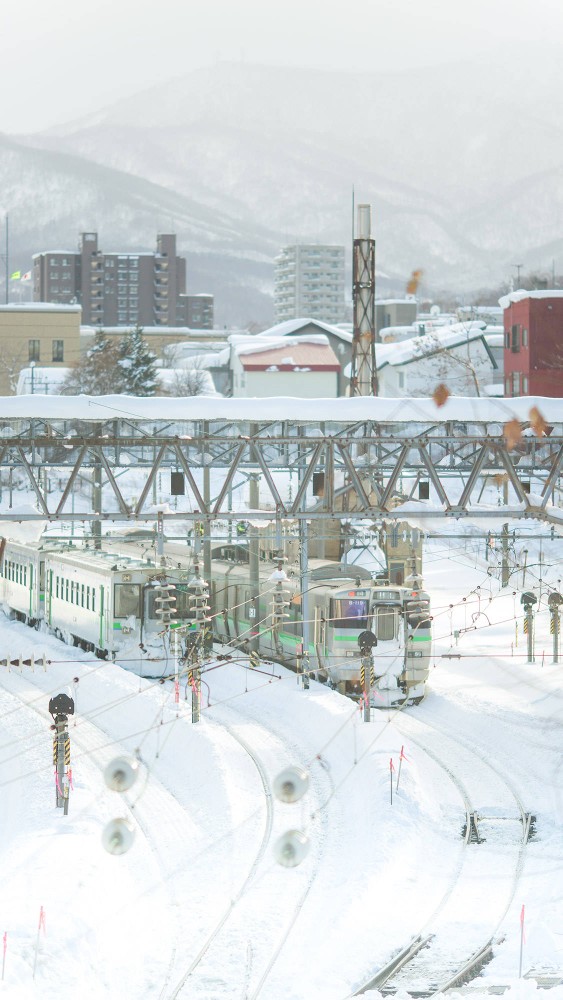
{"left": 499, "top": 290, "right": 563, "bottom": 397}
{"left": 33, "top": 233, "right": 187, "bottom": 327}
{"left": 230, "top": 334, "right": 340, "bottom": 397}
{"left": 0, "top": 304, "right": 81, "bottom": 395}
{"left": 274, "top": 245, "right": 345, "bottom": 325}
{"left": 375, "top": 299, "right": 418, "bottom": 337}
{"left": 176, "top": 293, "right": 214, "bottom": 329}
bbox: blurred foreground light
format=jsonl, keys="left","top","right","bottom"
{"left": 273, "top": 766, "right": 309, "bottom": 803}
{"left": 274, "top": 829, "right": 310, "bottom": 868}
{"left": 102, "top": 818, "right": 135, "bottom": 855}
{"left": 104, "top": 756, "right": 139, "bottom": 793}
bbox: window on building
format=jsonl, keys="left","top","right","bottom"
{"left": 522, "top": 376, "right": 529, "bottom": 393}
{"left": 505, "top": 330, "right": 510, "bottom": 348}
{"left": 52, "top": 340, "right": 64, "bottom": 362}
{"left": 522, "top": 328, "right": 528, "bottom": 347}
{"left": 28, "top": 340, "right": 40, "bottom": 362}
{"left": 505, "top": 377, "right": 511, "bottom": 395}
{"left": 512, "top": 372, "right": 520, "bottom": 394}
{"left": 511, "top": 325, "right": 520, "bottom": 352}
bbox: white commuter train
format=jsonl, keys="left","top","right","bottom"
{"left": 208, "top": 548, "right": 432, "bottom": 705}
{"left": 0, "top": 537, "right": 194, "bottom": 676}
{"left": 0, "top": 535, "right": 432, "bottom": 704}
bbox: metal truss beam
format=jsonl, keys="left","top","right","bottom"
{"left": 0, "top": 416, "right": 560, "bottom": 526}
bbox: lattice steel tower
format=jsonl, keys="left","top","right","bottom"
{"left": 350, "top": 204, "right": 377, "bottom": 396}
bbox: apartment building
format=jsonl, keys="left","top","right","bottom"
{"left": 274, "top": 244, "right": 345, "bottom": 325}
{"left": 500, "top": 290, "right": 563, "bottom": 397}
{"left": 33, "top": 232, "right": 187, "bottom": 327}
{"left": 176, "top": 293, "right": 214, "bottom": 329}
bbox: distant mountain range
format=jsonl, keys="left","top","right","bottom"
{"left": 3, "top": 54, "right": 563, "bottom": 324}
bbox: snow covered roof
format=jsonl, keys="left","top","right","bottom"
{"left": 258, "top": 318, "right": 353, "bottom": 343}
{"left": 0, "top": 303, "right": 81, "bottom": 314}
{"left": 231, "top": 333, "right": 331, "bottom": 357}
{"left": 80, "top": 325, "right": 236, "bottom": 338}
{"left": 499, "top": 289, "right": 563, "bottom": 309}
{"left": 375, "top": 322, "right": 493, "bottom": 370}
{"left": 237, "top": 339, "right": 340, "bottom": 372}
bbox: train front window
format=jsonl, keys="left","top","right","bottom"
{"left": 330, "top": 598, "right": 369, "bottom": 629}
{"left": 114, "top": 583, "right": 141, "bottom": 618}
{"left": 374, "top": 605, "right": 397, "bottom": 641}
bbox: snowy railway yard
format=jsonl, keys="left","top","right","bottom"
{"left": 0, "top": 525, "right": 562, "bottom": 1000}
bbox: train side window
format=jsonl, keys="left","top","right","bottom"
{"left": 56, "top": 575, "right": 59, "bottom": 598}
{"left": 86, "top": 586, "right": 90, "bottom": 610}
{"left": 65, "top": 579, "right": 69, "bottom": 602}
{"left": 92, "top": 589, "right": 96, "bottom": 612}
{"left": 81, "top": 584, "right": 85, "bottom": 608}
{"left": 114, "top": 583, "right": 141, "bottom": 618}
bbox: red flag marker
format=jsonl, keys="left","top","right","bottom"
{"left": 519, "top": 904, "right": 526, "bottom": 978}
{"left": 400, "top": 745, "right": 410, "bottom": 762}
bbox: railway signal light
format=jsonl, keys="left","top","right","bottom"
{"left": 520, "top": 591, "right": 537, "bottom": 611}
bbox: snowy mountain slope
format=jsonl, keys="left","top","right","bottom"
{"left": 10, "top": 52, "right": 563, "bottom": 307}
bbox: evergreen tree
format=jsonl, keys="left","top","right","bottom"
{"left": 62, "top": 331, "right": 126, "bottom": 395}
{"left": 118, "top": 325, "right": 159, "bottom": 397}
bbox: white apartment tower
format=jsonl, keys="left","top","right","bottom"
{"left": 274, "top": 244, "right": 346, "bottom": 325}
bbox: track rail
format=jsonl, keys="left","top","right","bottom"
{"left": 352, "top": 713, "right": 532, "bottom": 998}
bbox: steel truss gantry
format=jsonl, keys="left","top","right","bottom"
{"left": 0, "top": 397, "right": 561, "bottom": 527}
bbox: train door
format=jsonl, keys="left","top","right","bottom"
{"left": 98, "top": 585, "right": 106, "bottom": 651}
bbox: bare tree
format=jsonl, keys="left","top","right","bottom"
{"left": 411, "top": 327, "right": 486, "bottom": 397}
{"left": 166, "top": 367, "right": 212, "bottom": 397}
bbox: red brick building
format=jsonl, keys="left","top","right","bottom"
{"left": 500, "top": 291, "right": 563, "bottom": 397}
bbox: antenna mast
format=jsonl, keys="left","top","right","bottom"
{"left": 350, "top": 204, "right": 377, "bottom": 396}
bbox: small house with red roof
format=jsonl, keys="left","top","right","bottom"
{"left": 230, "top": 334, "right": 340, "bottom": 397}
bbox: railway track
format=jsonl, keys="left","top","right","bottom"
{"left": 353, "top": 714, "right": 532, "bottom": 998}
{"left": 167, "top": 697, "right": 332, "bottom": 1000}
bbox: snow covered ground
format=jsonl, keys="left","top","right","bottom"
{"left": 0, "top": 531, "right": 563, "bottom": 999}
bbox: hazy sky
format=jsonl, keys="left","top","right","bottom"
{"left": 1, "top": 0, "right": 562, "bottom": 133}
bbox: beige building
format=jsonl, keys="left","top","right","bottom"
{"left": 0, "top": 304, "right": 81, "bottom": 395}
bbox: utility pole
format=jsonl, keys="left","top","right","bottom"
{"left": 92, "top": 425, "right": 102, "bottom": 550}
{"left": 350, "top": 203, "right": 377, "bottom": 396}
{"left": 548, "top": 592, "right": 562, "bottom": 663}
{"left": 4, "top": 215, "right": 8, "bottom": 305}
